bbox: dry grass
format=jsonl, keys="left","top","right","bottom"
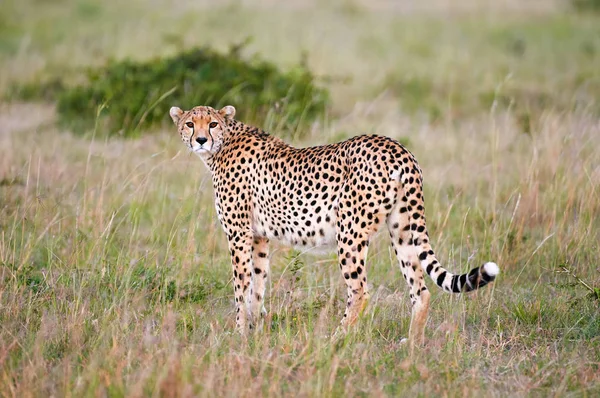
{"left": 1, "top": 0, "right": 599, "bottom": 396}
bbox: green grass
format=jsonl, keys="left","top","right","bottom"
{"left": 1, "top": 0, "right": 600, "bottom": 396}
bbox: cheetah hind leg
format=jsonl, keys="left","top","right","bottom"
{"left": 336, "top": 231, "right": 371, "bottom": 331}
{"left": 388, "top": 212, "right": 430, "bottom": 349}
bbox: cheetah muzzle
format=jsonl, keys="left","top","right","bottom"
{"left": 169, "top": 104, "right": 499, "bottom": 346}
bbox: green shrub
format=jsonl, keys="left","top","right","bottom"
{"left": 13, "top": 46, "right": 329, "bottom": 137}
{"left": 571, "top": 0, "right": 600, "bottom": 12}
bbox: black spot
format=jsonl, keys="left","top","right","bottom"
{"left": 451, "top": 275, "right": 460, "bottom": 292}
{"left": 481, "top": 270, "right": 492, "bottom": 282}
{"left": 436, "top": 271, "right": 447, "bottom": 286}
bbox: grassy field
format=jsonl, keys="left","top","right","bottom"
{"left": 1, "top": 0, "right": 600, "bottom": 396}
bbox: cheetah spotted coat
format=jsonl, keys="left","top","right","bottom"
{"left": 169, "top": 105, "right": 499, "bottom": 345}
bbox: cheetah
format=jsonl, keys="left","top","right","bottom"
{"left": 169, "top": 104, "right": 499, "bottom": 346}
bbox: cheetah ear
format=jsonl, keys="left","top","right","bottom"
{"left": 169, "top": 106, "right": 184, "bottom": 125}
{"left": 219, "top": 105, "right": 236, "bottom": 120}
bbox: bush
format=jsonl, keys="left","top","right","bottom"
{"left": 571, "top": 0, "right": 600, "bottom": 12}
{"left": 13, "top": 46, "right": 329, "bottom": 137}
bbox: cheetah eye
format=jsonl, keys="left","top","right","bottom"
{"left": 209, "top": 121, "right": 219, "bottom": 129}
{"left": 185, "top": 122, "right": 194, "bottom": 128}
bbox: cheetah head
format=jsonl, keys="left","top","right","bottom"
{"left": 169, "top": 105, "right": 236, "bottom": 156}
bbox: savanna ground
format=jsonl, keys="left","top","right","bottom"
{"left": 1, "top": 0, "right": 600, "bottom": 396}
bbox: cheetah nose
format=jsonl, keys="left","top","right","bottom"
{"left": 196, "top": 136, "right": 208, "bottom": 145}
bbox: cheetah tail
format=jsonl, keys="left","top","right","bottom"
{"left": 421, "top": 253, "right": 499, "bottom": 293}
{"left": 394, "top": 144, "right": 499, "bottom": 293}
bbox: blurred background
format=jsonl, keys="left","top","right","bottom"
{"left": 1, "top": 0, "right": 599, "bottom": 396}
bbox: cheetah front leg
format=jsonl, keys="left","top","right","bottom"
{"left": 250, "top": 237, "right": 270, "bottom": 326}
{"left": 226, "top": 230, "right": 254, "bottom": 333}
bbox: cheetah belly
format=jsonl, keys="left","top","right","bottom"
{"left": 288, "top": 223, "right": 337, "bottom": 254}
{"left": 251, "top": 203, "right": 338, "bottom": 253}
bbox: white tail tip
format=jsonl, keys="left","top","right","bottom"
{"left": 483, "top": 262, "right": 500, "bottom": 276}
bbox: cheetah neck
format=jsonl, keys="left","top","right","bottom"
{"left": 205, "top": 118, "right": 290, "bottom": 171}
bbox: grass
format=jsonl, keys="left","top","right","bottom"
{"left": 1, "top": 0, "right": 599, "bottom": 396}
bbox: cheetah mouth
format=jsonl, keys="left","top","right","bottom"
{"left": 191, "top": 145, "right": 210, "bottom": 153}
